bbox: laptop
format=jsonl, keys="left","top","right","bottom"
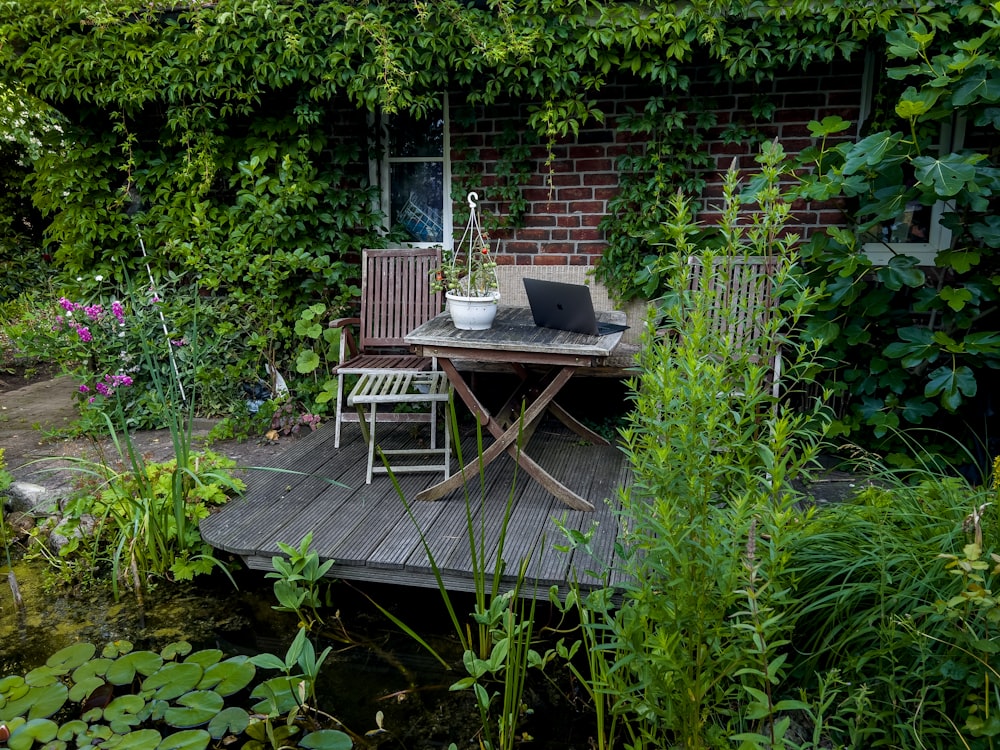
{"left": 522, "top": 278, "right": 630, "bottom": 336}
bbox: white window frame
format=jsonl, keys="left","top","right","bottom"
{"left": 370, "top": 94, "right": 453, "bottom": 251}
{"left": 859, "top": 53, "right": 964, "bottom": 266}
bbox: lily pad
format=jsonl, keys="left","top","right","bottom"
{"left": 68, "top": 676, "right": 107, "bottom": 704}
{"left": 207, "top": 707, "right": 250, "bottom": 739}
{"left": 0, "top": 683, "right": 68, "bottom": 721}
{"left": 108, "top": 728, "right": 164, "bottom": 749}
{"left": 155, "top": 728, "right": 210, "bottom": 750}
{"left": 102, "top": 641, "right": 134, "bottom": 659}
{"left": 250, "top": 675, "right": 306, "bottom": 715}
{"left": 56, "top": 719, "right": 88, "bottom": 741}
{"left": 160, "top": 642, "right": 193, "bottom": 661}
{"left": 104, "top": 694, "right": 147, "bottom": 734}
{"left": 300, "top": 729, "right": 353, "bottom": 750}
{"left": 164, "top": 690, "right": 224, "bottom": 728}
{"left": 198, "top": 656, "right": 255, "bottom": 696}
{"left": 107, "top": 651, "right": 164, "bottom": 685}
{"left": 7, "top": 718, "right": 58, "bottom": 750}
{"left": 141, "top": 663, "right": 204, "bottom": 701}
{"left": 184, "top": 650, "right": 222, "bottom": 669}
{"left": 72, "top": 658, "right": 113, "bottom": 684}
{"left": 46, "top": 643, "right": 97, "bottom": 673}
{"left": 23, "top": 666, "right": 58, "bottom": 688}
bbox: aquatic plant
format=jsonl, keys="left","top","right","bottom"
{"left": 0, "top": 448, "right": 23, "bottom": 610}
{"left": 0, "top": 639, "right": 351, "bottom": 750}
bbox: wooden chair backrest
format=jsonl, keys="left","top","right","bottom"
{"left": 686, "top": 255, "right": 776, "bottom": 355}
{"left": 359, "top": 248, "right": 444, "bottom": 352}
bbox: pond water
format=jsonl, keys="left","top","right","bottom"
{"left": 0, "top": 560, "right": 594, "bottom": 748}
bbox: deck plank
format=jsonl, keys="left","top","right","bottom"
{"left": 200, "top": 415, "right": 630, "bottom": 596}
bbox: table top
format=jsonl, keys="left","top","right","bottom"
{"left": 405, "top": 305, "right": 627, "bottom": 365}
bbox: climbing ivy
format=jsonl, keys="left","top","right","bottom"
{"left": 792, "top": 4, "right": 1000, "bottom": 465}
{"left": 4, "top": 0, "right": 993, "bottom": 445}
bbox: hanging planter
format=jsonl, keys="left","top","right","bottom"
{"left": 446, "top": 289, "right": 501, "bottom": 330}
{"left": 431, "top": 192, "right": 500, "bottom": 330}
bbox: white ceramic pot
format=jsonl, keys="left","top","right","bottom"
{"left": 446, "top": 290, "right": 500, "bottom": 330}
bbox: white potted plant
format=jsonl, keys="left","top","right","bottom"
{"left": 431, "top": 192, "right": 500, "bottom": 330}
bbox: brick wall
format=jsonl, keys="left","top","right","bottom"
{"left": 451, "top": 58, "right": 866, "bottom": 268}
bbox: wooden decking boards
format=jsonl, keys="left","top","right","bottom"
{"left": 200, "top": 417, "right": 630, "bottom": 597}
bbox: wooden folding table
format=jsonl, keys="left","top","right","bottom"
{"left": 405, "top": 305, "right": 627, "bottom": 511}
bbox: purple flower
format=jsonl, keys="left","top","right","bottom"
{"left": 76, "top": 326, "right": 93, "bottom": 343}
{"left": 111, "top": 301, "right": 125, "bottom": 323}
{"left": 95, "top": 382, "right": 111, "bottom": 397}
{"left": 58, "top": 297, "right": 78, "bottom": 312}
{"left": 171, "top": 338, "right": 187, "bottom": 348}
{"left": 78, "top": 385, "right": 90, "bottom": 393}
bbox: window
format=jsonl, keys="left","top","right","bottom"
{"left": 373, "top": 96, "right": 452, "bottom": 249}
{"left": 860, "top": 117, "right": 964, "bottom": 265}
{"left": 858, "top": 54, "right": 964, "bottom": 266}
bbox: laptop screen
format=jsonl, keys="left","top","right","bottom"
{"left": 522, "top": 278, "right": 629, "bottom": 336}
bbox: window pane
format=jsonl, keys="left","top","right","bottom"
{"left": 391, "top": 162, "right": 444, "bottom": 242}
{"left": 388, "top": 110, "right": 444, "bottom": 158}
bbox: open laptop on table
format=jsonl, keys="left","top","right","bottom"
{"left": 522, "top": 277, "right": 630, "bottom": 336}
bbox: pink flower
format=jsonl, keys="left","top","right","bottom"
{"left": 111, "top": 301, "right": 125, "bottom": 323}
{"left": 95, "top": 382, "right": 111, "bottom": 397}
{"left": 83, "top": 304, "right": 103, "bottom": 320}
{"left": 78, "top": 385, "right": 90, "bottom": 393}
{"left": 76, "top": 326, "right": 93, "bottom": 343}
{"left": 58, "top": 297, "right": 78, "bottom": 312}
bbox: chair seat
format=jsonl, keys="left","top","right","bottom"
{"left": 333, "top": 354, "right": 432, "bottom": 375}
{"left": 348, "top": 370, "right": 452, "bottom": 483}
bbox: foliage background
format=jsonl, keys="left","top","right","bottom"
{"left": 0, "top": 0, "right": 998, "bottom": 460}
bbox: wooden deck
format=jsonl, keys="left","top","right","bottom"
{"left": 200, "top": 416, "right": 631, "bottom": 596}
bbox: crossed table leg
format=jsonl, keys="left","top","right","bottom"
{"left": 414, "top": 358, "right": 606, "bottom": 511}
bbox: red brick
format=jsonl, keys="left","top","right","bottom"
{"left": 574, "top": 158, "right": 614, "bottom": 172}
{"left": 569, "top": 145, "right": 606, "bottom": 159}
{"left": 534, "top": 254, "right": 570, "bottom": 265}
{"left": 558, "top": 187, "right": 594, "bottom": 201}
{"left": 569, "top": 201, "right": 605, "bottom": 213}
{"left": 570, "top": 228, "right": 605, "bottom": 241}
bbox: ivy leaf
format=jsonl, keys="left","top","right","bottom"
{"left": 935, "top": 249, "right": 981, "bottom": 272}
{"left": 876, "top": 257, "right": 925, "bottom": 291}
{"left": 895, "top": 86, "right": 940, "bottom": 119}
{"left": 886, "top": 27, "right": 926, "bottom": 59}
{"left": 842, "top": 131, "right": 903, "bottom": 175}
{"left": 883, "top": 325, "right": 936, "bottom": 368}
{"left": 912, "top": 153, "right": 981, "bottom": 197}
{"left": 970, "top": 216, "right": 1000, "bottom": 248}
{"left": 939, "top": 286, "right": 973, "bottom": 311}
{"left": 807, "top": 116, "right": 851, "bottom": 136}
{"left": 925, "top": 365, "right": 977, "bottom": 411}
{"left": 953, "top": 70, "right": 1000, "bottom": 107}
{"left": 901, "top": 397, "right": 938, "bottom": 424}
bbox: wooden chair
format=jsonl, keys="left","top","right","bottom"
{"left": 330, "top": 248, "right": 445, "bottom": 449}
{"left": 684, "top": 255, "right": 782, "bottom": 399}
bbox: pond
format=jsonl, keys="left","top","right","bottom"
{"left": 0, "top": 559, "right": 594, "bottom": 749}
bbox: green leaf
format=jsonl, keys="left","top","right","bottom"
{"left": 925, "top": 365, "right": 977, "bottom": 410}
{"left": 842, "top": 131, "right": 903, "bottom": 174}
{"left": 164, "top": 690, "right": 225, "bottom": 728}
{"left": 886, "top": 26, "right": 925, "bottom": 59}
{"left": 155, "top": 728, "right": 211, "bottom": 750}
{"left": 45, "top": 643, "right": 97, "bottom": 673}
{"left": 112, "top": 729, "right": 165, "bottom": 749}
{"left": 197, "top": 656, "right": 255, "bottom": 696}
{"left": 296, "top": 349, "right": 321, "bottom": 373}
{"left": 207, "top": 707, "right": 250, "bottom": 740}
{"left": 300, "top": 729, "right": 353, "bottom": 750}
{"left": 912, "top": 153, "right": 980, "bottom": 197}
{"left": 953, "top": 70, "right": 1000, "bottom": 106}
{"left": 141, "top": 663, "right": 204, "bottom": 701}
{"left": 940, "top": 286, "right": 973, "bottom": 311}
{"left": 876, "top": 258, "right": 925, "bottom": 291}
{"left": 7, "top": 718, "right": 58, "bottom": 750}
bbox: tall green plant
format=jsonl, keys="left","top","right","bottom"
{"left": 596, "top": 146, "right": 827, "bottom": 748}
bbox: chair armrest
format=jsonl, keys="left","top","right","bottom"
{"left": 330, "top": 317, "right": 361, "bottom": 363}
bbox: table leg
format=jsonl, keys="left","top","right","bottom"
{"left": 416, "top": 363, "right": 594, "bottom": 511}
